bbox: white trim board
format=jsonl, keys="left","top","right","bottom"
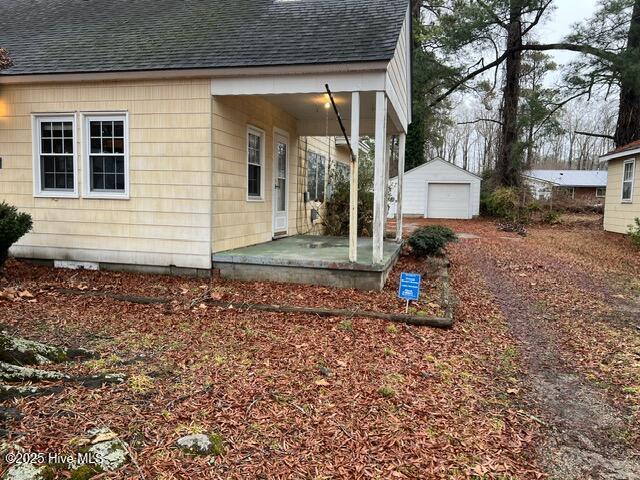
{"left": 0, "top": 62, "right": 390, "bottom": 85}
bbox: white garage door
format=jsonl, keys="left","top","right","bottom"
{"left": 427, "top": 183, "right": 470, "bottom": 219}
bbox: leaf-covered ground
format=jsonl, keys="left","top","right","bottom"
{"left": 1, "top": 216, "right": 637, "bottom": 478}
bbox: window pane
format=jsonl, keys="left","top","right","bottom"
{"left": 116, "top": 173, "right": 125, "bottom": 190}
{"left": 104, "top": 156, "right": 116, "bottom": 173}
{"left": 41, "top": 139, "right": 52, "bottom": 153}
{"left": 623, "top": 182, "right": 632, "bottom": 200}
{"left": 248, "top": 164, "right": 261, "bottom": 196}
{"left": 307, "top": 153, "right": 316, "bottom": 200}
{"left": 43, "top": 173, "right": 55, "bottom": 189}
{"left": 52, "top": 138, "right": 63, "bottom": 154}
{"left": 115, "top": 158, "right": 124, "bottom": 173}
{"left": 91, "top": 138, "right": 101, "bottom": 154}
{"left": 113, "top": 121, "right": 124, "bottom": 137}
{"left": 55, "top": 173, "right": 66, "bottom": 188}
{"left": 93, "top": 156, "right": 104, "bottom": 173}
{"left": 102, "top": 138, "right": 114, "bottom": 154}
{"left": 63, "top": 139, "right": 73, "bottom": 154}
{"left": 113, "top": 138, "right": 124, "bottom": 154}
{"left": 90, "top": 122, "right": 101, "bottom": 137}
{"left": 92, "top": 173, "right": 104, "bottom": 190}
{"left": 42, "top": 156, "right": 55, "bottom": 173}
{"left": 277, "top": 143, "right": 286, "bottom": 178}
{"left": 66, "top": 174, "right": 74, "bottom": 188}
{"left": 63, "top": 122, "right": 73, "bottom": 137}
{"left": 55, "top": 156, "right": 67, "bottom": 172}
{"left": 104, "top": 174, "right": 116, "bottom": 190}
{"left": 277, "top": 178, "right": 286, "bottom": 211}
{"left": 317, "top": 155, "right": 326, "bottom": 202}
{"left": 41, "top": 122, "right": 52, "bottom": 137}
{"left": 248, "top": 133, "right": 261, "bottom": 165}
{"left": 101, "top": 121, "right": 113, "bottom": 137}
{"left": 52, "top": 122, "right": 63, "bottom": 137}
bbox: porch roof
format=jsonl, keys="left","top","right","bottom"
{"left": 0, "top": 0, "right": 408, "bottom": 76}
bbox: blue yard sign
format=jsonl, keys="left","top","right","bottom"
{"left": 399, "top": 272, "right": 421, "bottom": 301}
{"left": 399, "top": 272, "right": 421, "bottom": 313}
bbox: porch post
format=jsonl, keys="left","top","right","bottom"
{"left": 373, "top": 91, "right": 387, "bottom": 264}
{"left": 349, "top": 92, "right": 360, "bottom": 263}
{"left": 396, "top": 133, "right": 406, "bottom": 242}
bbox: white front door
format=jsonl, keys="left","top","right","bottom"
{"left": 272, "top": 133, "right": 288, "bottom": 236}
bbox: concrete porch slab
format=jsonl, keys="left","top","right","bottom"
{"left": 212, "top": 236, "right": 402, "bottom": 291}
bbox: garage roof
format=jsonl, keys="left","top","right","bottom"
{"left": 0, "top": 0, "right": 408, "bottom": 76}
{"left": 391, "top": 158, "right": 482, "bottom": 181}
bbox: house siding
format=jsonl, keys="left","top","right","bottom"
{"left": 604, "top": 157, "right": 640, "bottom": 233}
{"left": 0, "top": 79, "right": 213, "bottom": 269}
{"left": 212, "top": 95, "right": 299, "bottom": 253}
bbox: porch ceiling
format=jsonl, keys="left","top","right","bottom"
{"left": 264, "top": 92, "right": 403, "bottom": 137}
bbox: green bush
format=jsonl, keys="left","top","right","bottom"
{"left": 628, "top": 218, "right": 640, "bottom": 247}
{"left": 407, "top": 225, "right": 457, "bottom": 257}
{"left": 485, "top": 187, "right": 520, "bottom": 219}
{"left": 0, "top": 202, "right": 32, "bottom": 268}
{"left": 541, "top": 210, "right": 561, "bottom": 225}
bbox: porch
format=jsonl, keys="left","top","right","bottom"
{"left": 213, "top": 235, "right": 401, "bottom": 291}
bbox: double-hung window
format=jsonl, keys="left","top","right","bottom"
{"left": 307, "top": 151, "right": 326, "bottom": 202}
{"left": 622, "top": 159, "right": 635, "bottom": 203}
{"left": 84, "top": 114, "right": 129, "bottom": 198}
{"left": 34, "top": 115, "right": 77, "bottom": 196}
{"left": 247, "top": 126, "right": 264, "bottom": 200}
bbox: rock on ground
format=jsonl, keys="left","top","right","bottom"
{"left": 176, "top": 433, "right": 224, "bottom": 456}
{"left": 1, "top": 463, "right": 48, "bottom": 480}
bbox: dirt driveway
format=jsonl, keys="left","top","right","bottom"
{"left": 408, "top": 217, "right": 640, "bottom": 479}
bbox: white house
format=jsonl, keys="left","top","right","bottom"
{"left": 388, "top": 158, "right": 481, "bottom": 219}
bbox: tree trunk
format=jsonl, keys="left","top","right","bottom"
{"left": 497, "top": 2, "right": 523, "bottom": 187}
{"left": 614, "top": 0, "right": 640, "bottom": 147}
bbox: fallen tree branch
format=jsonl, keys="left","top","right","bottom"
{"left": 206, "top": 300, "right": 453, "bottom": 328}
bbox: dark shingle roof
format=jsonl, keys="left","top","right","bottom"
{"left": 0, "top": 0, "right": 408, "bottom": 76}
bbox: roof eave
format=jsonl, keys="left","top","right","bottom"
{"left": 0, "top": 60, "right": 391, "bottom": 84}
{"left": 599, "top": 147, "right": 640, "bottom": 162}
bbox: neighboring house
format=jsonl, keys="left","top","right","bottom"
{"left": 523, "top": 170, "right": 608, "bottom": 202}
{"left": 600, "top": 141, "right": 640, "bottom": 234}
{"left": 388, "top": 159, "right": 481, "bottom": 220}
{"left": 0, "top": 0, "right": 411, "bottom": 283}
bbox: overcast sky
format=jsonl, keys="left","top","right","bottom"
{"left": 543, "top": 0, "right": 600, "bottom": 65}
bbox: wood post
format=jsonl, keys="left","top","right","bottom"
{"left": 373, "top": 91, "right": 387, "bottom": 264}
{"left": 349, "top": 92, "right": 360, "bottom": 263}
{"left": 396, "top": 133, "right": 406, "bottom": 242}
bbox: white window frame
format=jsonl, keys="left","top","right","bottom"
{"left": 32, "top": 113, "right": 79, "bottom": 198}
{"left": 595, "top": 187, "right": 606, "bottom": 198}
{"left": 82, "top": 112, "right": 130, "bottom": 199}
{"left": 622, "top": 159, "right": 635, "bottom": 203}
{"left": 246, "top": 125, "right": 265, "bottom": 201}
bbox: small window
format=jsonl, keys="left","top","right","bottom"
{"left": 596, "top": 187, "right": 606, "bottom": 198}
{"left": 622, "top": 160, "right": 635, "bottom": 202}
{"left": 307, "top": 151, "right": 326, "bottom": 202}
{"left": 247, "top": 126, "right": 264, "bottom": 199}
{"left": 33, "top": 115, "right": 77, "bottom": 196}
{"left": 84, "top": 114, "right": 128, "bottom": 198}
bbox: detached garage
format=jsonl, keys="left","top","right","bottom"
{"left": 388, "top": 158, "right": 481, "bottom": 219}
